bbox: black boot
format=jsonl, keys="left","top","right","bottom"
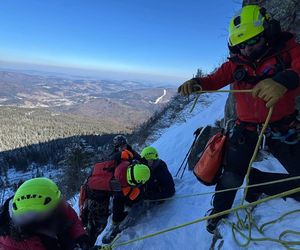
{"left": 206, "top": 209, "right": 227, "bottom": 234}
{"left": 245, "top": 168, "right": 265, "bottom": 203}
{"left": 245, "top": 188, "right": 262, "bottom": 203}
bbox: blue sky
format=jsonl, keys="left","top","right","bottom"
{"left": 0, "top": 0, "right": 242, "bottom": 84}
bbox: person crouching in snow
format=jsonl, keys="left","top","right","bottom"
{"left": 0, "top": 177, "right": 89, "bottom": 250}
{"left": 178, "top": 5, "right": 300, "bottom": 234}
{"left": 140, "top": 146, "right": 175, "bottom": 201}
{"left": 101, "top": 162, "right": 151, "bottom": 244}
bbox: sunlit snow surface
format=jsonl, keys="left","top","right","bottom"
{"left": 74, "top": 87, "right": 300, "bottom": 250}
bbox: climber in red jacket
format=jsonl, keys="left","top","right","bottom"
{"left": 0, "top": 178, "right": 89, "bottom": 250}
{"left": 178, "top": 5, "right": 300, "bottom": 234}
{"left": 80, "top": 157, "right": 151, "bottom": 245}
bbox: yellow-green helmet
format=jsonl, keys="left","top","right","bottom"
{"left": 126, "top": 164, "right": 151, "bottom": 186}
{"left": 229, "top": 5, "right": 270, "bottom": 47}
{"left": 12, "top": 178, "right": 61, "bottom": 224}
{"left": 141, "top": 146, "right": 159, "bottom": 161}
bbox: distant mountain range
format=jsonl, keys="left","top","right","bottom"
{"left": 0, "top": 70, "right": 177, "bottom": 150}
{"left": 0, "top": 70, "right": 175, "bottom": 108}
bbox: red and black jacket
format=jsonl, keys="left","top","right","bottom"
{"left": 0, "top": 199, "right": 88, "bottom": 250}
{"left": 193, "top": 32, "right": 300, "bottom": 123}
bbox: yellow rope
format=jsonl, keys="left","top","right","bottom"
{"left": 228, "top": 209, "right": 300, "bottom": 249}
{"left": 97, "top": 187, "right": 300, "bottom": 249}
{"left": 229, "top": 106, "right": 300, "bottom": 249}
{"left": 190, "top": 89, "right": 252, "bottom": 113}
{"left": 196, "top": 89, "right": 252, "bottom": 93}
{"left": 242, "top": 106, "right": 274, "bottom": 204}
{"left": 232, "top": 107, "right": 273, "bottom": 245}
{"left": 145, "top": 175, "right": 300, "bottom": 202}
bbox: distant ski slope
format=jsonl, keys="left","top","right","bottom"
{"left": 154, "top": 89, "right": 167, "bottom": 104}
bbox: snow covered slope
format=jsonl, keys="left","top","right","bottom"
{"left": 92, "top": 89, "right": 300, "bottom": 250}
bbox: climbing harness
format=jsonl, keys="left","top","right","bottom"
{"left": 271, "top": 128, "right": 299, "bottom": 145}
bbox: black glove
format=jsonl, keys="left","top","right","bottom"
{"left": 178, "top": 79, "right": 202, "bottom": 96}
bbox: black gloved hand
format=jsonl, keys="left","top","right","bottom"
{"left": 178, "top": 79, "right": 202, "bottom": 96}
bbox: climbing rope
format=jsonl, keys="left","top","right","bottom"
{"left": 144, "top": 175, "right": 300, "bottom": 203}
{"left": 228, "top": 209, "right": 300, "bottom": 249}
{"left": 242, "top": 106, "right": 274, "bottom": 204}
{"left": 221, "top": 106, "right": 300, "bottom": 249}
{"left": 232, "top": 107, "right": 280, "bottom": 247}
{"left": 96, "top": 187, "right": 300, "bottom": 250}
{"left": 190, "top": 89, "right": 252, "bottom": 113}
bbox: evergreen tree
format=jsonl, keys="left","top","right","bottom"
{"left": 195, "top": 68, "right": 204, "bottom": 78}
{"left": 59, "top": 137, "right": 95, "bottom": 198}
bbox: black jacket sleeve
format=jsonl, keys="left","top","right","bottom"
{"left": 144, "top": 160, "right": 175, "bottom": 200}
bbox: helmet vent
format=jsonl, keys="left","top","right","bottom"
{"left": 44, "top": 197, "right": 52, "bottom": 205}
{"left": 13, "top": 202, "right": 18, "bottom": 210}
{"left": 233, "top": 16, "right": 241, "bottom": 26}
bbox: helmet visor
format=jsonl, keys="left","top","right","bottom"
{"left": 237, "top": 33, "right": 263, "bottom": 49}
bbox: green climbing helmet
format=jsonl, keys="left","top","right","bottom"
{"left": 12, "top": 178, "right": 61, "bottom": 224}
{"left": 126, "top": 164, "right": 151, "bottom": 186}
{"left": 141, "top": 146, "right": 159, "bottom": 161}
{"left": 229, "top": 5, "right": 270, "bottom": 47}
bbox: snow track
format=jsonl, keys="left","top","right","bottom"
{"left": 154, "top": 89, "right": 167, "bottom": 104}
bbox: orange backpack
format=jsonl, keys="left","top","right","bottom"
{"left": 193, "top": 131, "right": 227, "bottom": 185}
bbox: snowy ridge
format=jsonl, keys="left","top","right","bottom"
{"left": 90, "top": 87, "right": 300, "bottom": 250}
